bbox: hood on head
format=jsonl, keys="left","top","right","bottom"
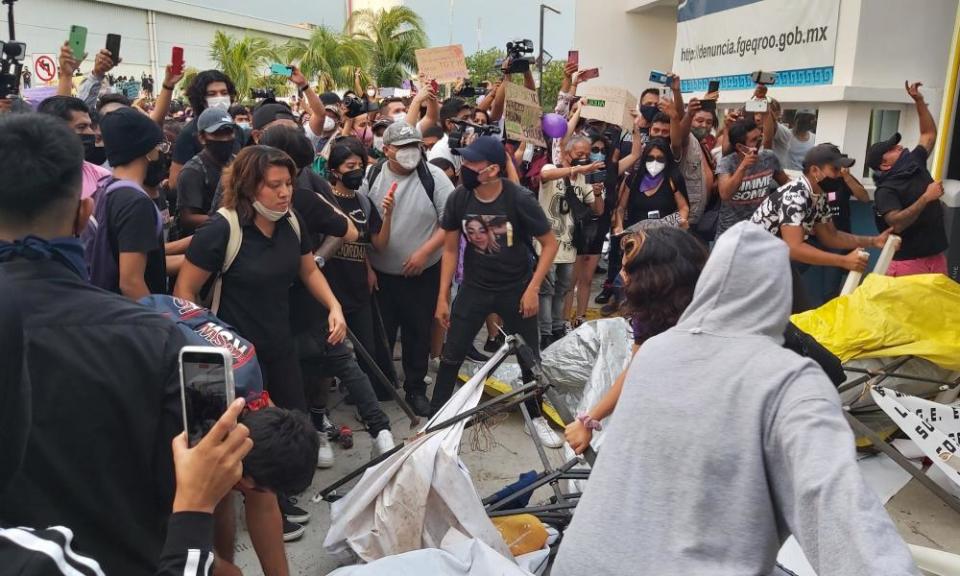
{"left": 677, "top": 222, "right": 791, "bottom": 341}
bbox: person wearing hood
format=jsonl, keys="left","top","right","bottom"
{"left": 867, "top": 81, "right": 947, "bottom": 277}
{"left": 554, "top": 222, "right": 918, "bottom": 576}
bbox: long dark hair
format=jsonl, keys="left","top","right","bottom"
{"left": 186, "top": 70, "right": 237, "bottom": 113}
{"left": 628, "top": 138, "right": 688, "bottom": 202}
{"left": 620, "top": 227, "right": 708, "bottom": 345}
{"left": 221, "top": 145, "right": 297, "bottom": 224}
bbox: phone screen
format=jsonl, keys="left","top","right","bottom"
{"left": 579, "top": 68, "right": 599, "bottom": 81}
{"left": 270, "top": 63, "right": 292, "bottom": 77}
{"left": 567, "top": 50, "right": 579, "bottom": 68}
{"left": 181, "top": 350, "right": 231, "bottom": 446}
{"left": 106, "top": 34, "right": 121, "bottom": 63}
{"left": 707, "top": 80, "right": 720, "bottom": 93}
{"left": 171, "top": 47, "right": 184, "bottom": 75}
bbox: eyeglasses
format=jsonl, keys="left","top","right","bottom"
{"left": 591, "top": 147, "right": 605, "bottom": 154}
{"left": 158, "top": 141, "right": 171, "bottom": 154}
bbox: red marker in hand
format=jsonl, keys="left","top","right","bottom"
{"left": 381, "top": 181, "right": 398, "bottom": 217}
{"left": 387, "top": 181, "right": 398, "bottom": 199}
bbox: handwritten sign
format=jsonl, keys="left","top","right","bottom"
{"left": 504, "top": 82, "right": 545, "bottom": 148}
{"left": 579, "top": 85, "right": 637, "bottom": 128}
{"left": 414, "top": 45, "right": 468, "bottom": 84}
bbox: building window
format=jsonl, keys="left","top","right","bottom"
{"left": 864, "top": 109, "right": 901, "bottom": 177}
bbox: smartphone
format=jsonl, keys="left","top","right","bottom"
{"left": 649, "top": 70, "right": 671, "bottom": 86}
{"left": 578, "top": 67, "right": 600, "bottom": 81}
{"left": 105, "top": 33, "right": 121, "bottom": 63}
{"left": 585, "top": 169, "right": 607, "bottom": 184}
{"left": 707, "top": 80, "right": 720, "bottom": 94}
{"left": 270, "top": 63, "right": 293, "bottom": 77}
{"left": 179, "top": 346, "right": 235, "bottom": 447}
{"left": 68, "top": 25, "right": 87, "bottom": 60}
{"left": 430, "top": 78, "right": 439, "bottom": 93}
{"left": 750, "top": 70, "right": 776, "bottom": 85}
{"left": 745, "top": 99, "right": 768, "bottom": 113}
{"left": 171, "top": 46, "right": 184, "bottom": 76}
{"left": 567, "top": 50, "right": 579, "bottom": 68}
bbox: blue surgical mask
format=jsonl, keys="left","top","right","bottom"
{"left": 589, "top": 152, "right": 605, "bottom": 163}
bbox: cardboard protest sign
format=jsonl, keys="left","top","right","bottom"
{"left": 579, "top": 85, "right": 637, "bottom": 128}
{"left": 414, "top": 45, "right": 468, "bottom": 84}
{"left": 504, "top": 82, "right": 545, "bottom": 147}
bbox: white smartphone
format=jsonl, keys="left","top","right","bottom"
{"left": 745, "top": 99, "right": 768, "bottom": 113}
{"left": 179, "top": 346, "right": 235, "bottom": 446}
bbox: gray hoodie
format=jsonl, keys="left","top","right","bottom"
{"left": 552, "top": 223, "right": 917, "bottom": 576}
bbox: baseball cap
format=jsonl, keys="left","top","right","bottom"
{"left": 865, "top": 132, "right": 902, "bottom": 172}
{"left": 252, "top": 103, "right": 296, "bottom": 130}
{"left": 197, "top": 107, "right": 236, "bottom": 133}
{"left": 319, "top": 92, "right": 341, "bottom": 106}
{"left": 453, "top": 136, "right": 505, "bottom": 168}
{"left": 383, "top": 122, "right": 422, "bottom": 147}
{"left": 100, "top": 107, "right": 162, "bottom": 167}
{"left": 324, "top": 104, "right": 341, "bottom": 118}
{"left": 803, "top": 143, "right": 855, "bottom": 172}
{"left": 372, "top": 118, "right": 393, "bottom": 132}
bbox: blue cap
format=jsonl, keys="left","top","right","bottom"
{"left": 453, "top": 136, "right": 505, "bottom": 167}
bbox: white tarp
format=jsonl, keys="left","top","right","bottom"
{"left": 672, "top": 0, "right": 841, "bottom": 92}
{"left": 323, "top": 348, "right": 514, "bottom": 565}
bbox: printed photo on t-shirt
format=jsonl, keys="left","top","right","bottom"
{"left": 462, "top": 214, "right": 514, "bottom": 255}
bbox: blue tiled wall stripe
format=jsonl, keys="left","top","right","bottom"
{"left": 680, "top": 66, "right": 834, "bottom": 92}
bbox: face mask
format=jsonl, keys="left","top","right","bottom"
{"left": 460, "top": 166, "right": 482, "bottom": 190}
{"left": 323, "top": 116, "right": 336, "bottom": 132}
{"left": 395, "top": 147, "right": 421, "bottom": 170}
{"left": 81, "top": 134, "right": 107, "bottom": 165}
{"left": 236, "top": 122, "right": 251, "bottom": 131}
{"left": 522, "top": 145, "right": 535, "bottom": 163}
{"left": 354, "top": 127, "right": 372, "bottom": 144}
{"left": 570, "top": 157, "right": 590, "bottom": 167}
{"left": 645, "top": 160, "right": 665, "bottom": 177}
{"left": 339, "top": 168, "right": 365, "bottom": 191}
{"left": 252, "top": 200, "right": 287, "bottom": 222}
{"left": 144, "top": 158, "right": 168, "bottom": 187}
{"left": 206, "top": 95, "right": 231, "bottom": 110}
{"left": 367, "top": 89, "right": 377, "bottom": 98}
{"left": 392, "top": 112, "right": 407, "bottom": 123}
{"left": 205, "top": 140, "right": 234, "bottom": 164}
{"left": 373, "top": 136, "right": 384, "bottom": 152}
{"left": 691, "top": 127, "right": 711, "bottom": 141}
{"left": 640, "top": 105, "right": 659, "bottom": 123}
{"left": 589, "top": 151, "right": 605, "bottom": 163}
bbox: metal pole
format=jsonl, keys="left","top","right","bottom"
{"left": 538, "top": 4, "right": 561, "bottom": 104}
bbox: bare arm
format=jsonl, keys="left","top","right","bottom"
{"left": 618, "top": 127, "right": 642, "bottom": 176}
{"left": 774, "top": 170, "right": 791, "bottom": 186}
{"left": 613, "top": 179, "right": 630, "bottom": 233}
{"left": 523, "top": 68, "right": 536, "bottom": 92}
{"left": 675, "top": 190, "right": 689, "bottom": 223}
{"left": 242, "top": 490, "right": 289, "bottom": 576}
{"left": 165, "top": 235, "right": 192, "bottom": 256}
{"left": 435, "top": 230, "right": 461, "bottom": 328}
{"left": 477, "top": 78, "right": 503, "bottom": 113}
{"left": 781, "top": 225, "right": 868, "bottom": 272}
{"left": 590, "top": 344, "right": 640, "bottom": 420}
{"left": 118, "top": 252, "right": 151, "bottom": 300}
{"left": 761, "top": 109, "right": 776, "bottom": 150}
{"left": 371, "top": 196, "right": 393, "bottom": 252}
{"left": 907, "top": 81, "right": 937, "bottom": 152}
{"left": 179, "top": 210, "right": 209, "bottom": 232}
{"left": 882, "top": 182, "right": 941, "bottom": 233}
{"left": 57, "top": 42, "right": 81, "bottom": 97}
{"left": 172, "top": 259, "right": 213, "bottom": 304}
{"left": 718, "top": 160, "right": 750, "bottom": 201}
{"left": 152, "top": 64, "right": 184, "bottom": 126}
{"left": 489, "top": 77, "right": 508, "bottom": 123}
{"left": 841, "top": 169, "right": 870, "bottom": 203}
{"left": 812, "top": 221, "right": 887, "bottom": 251}
{"left": 504, "top": 149, "right": 521, "bottom": 184}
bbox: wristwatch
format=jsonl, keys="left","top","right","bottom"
{"left": 314, "top": 255, "right": 326, "bottom": 269}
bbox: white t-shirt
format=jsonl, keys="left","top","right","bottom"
{"left": 427, "top": 133, "right": 461, "bottom": 171}
{"left": 786, "top": 131, "right": 816, "bottom": 171}
{"left": 537, "top": 165, "right": 596, "bottom": 264}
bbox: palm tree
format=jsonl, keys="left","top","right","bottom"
{"left": 209, "top": 31, "right": 282, "bottom": 100}
{"left": 285, "top": 26, "right": 366, "bottom": 92}
{"left": 347, "top": 6, "right": 427, "bottom": 88}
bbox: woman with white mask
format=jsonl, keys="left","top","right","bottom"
{"left": 613, "top": 138, "right": 690, "bottom": 235}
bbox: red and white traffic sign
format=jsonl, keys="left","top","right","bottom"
{"left": 33, "top": 54, "right": 58, "bottom": 83}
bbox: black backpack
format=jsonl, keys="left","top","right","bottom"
{"left": 366, "top": 157, "right": 436, "bottom": 211}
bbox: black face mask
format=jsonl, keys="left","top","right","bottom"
{"left": 144, "top": 158, "right": 168, "bottom": 188}
{"left": 460, "top": 166, "right": 482, "bottom": 190}
{"left": 340, "top": 168, "right": 365, "bottom": 191}
{"left": 81, "top": 134, "right": 106, "bottom": 165}
{"left": 570, "top": 158, "right": 591, "bottom": 167}
{"left": 640, "top": 105, "right": 659, "bottom": 123}
{"left": 205, "top": 140, "right": 234, "bottom": 164}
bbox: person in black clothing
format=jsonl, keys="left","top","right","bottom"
{"left": 0, "top": 113, "right": 186, "bottom": 575}
{"left": 614, "top": 138, "right": 690, "bottom": 235}
{"left": 170, "top": 70, "right": 238, "bottom": 188}
{"left": 96, "top": 106, "right": 168, "bottom": 298}
{"left": 177, "top": 107, "right": 237, "bottom": 235}
{"left": 434, "top": 136, "right": 562, "bottom": 446}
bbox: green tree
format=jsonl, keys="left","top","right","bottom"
{"left": 538, "top": 60, "right": 567, "bottom": 112}
{"left": 347, "top": 6, "right": 427, "bottom": 88}
{"left": 209, "top": 31, "right": 282, "bottom": 100}
{"left": 465, "top": 48, "right": 505, "bottom": 86}
{"left": 285, "top": 26, "right": 367, "bottom": 92}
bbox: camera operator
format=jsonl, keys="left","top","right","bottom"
{"left": 427, "top": 96, "right": 473, "bottom": 170}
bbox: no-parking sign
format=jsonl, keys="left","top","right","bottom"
{"left": 33, "top": 54, "right": 58, "bottom": 83}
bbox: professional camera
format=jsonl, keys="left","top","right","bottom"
{"left": 0, "top": 0, "right": 27, "bottom": 100}
{"left": 496, "top": 39, "right": 535, "bottom": 75}
{"left": 343, "top": 94, "right": 370, "bottom": 119}
{"left": 250, "top": 88, "right": 275, "bottom": 100}
{"left": 453, "top": 79, "right": 489, "bottom": 99}
{"left": 448, "top": 119, "right": 502, "bottom": 150}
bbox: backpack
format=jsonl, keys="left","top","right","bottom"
{"left": 207, "top": 207, "right": 301, "bottom": 314}
{"left": 563, "top": 176, "right": 601, "bottom": 249}
{"left": 82, "top": 177, "right": 163, "bottom": 292}
{"left": 366, "top": 157, "right": 436, "bottom": 212}
{"left": 139, "top": 295, "right": 264, "bottom": 401}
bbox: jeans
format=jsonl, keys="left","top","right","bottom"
{"left": 375, "top": 263, "right": 440, "bottom": 396}
{"left": 431, "top": 282, "right": 541, "bottom": 415}
{"left": 605, "top": 235, "right": 621, "bottom": 287}
{"left": 297, "top": 329, "right": 391, "bottom": 437}
{"left": 345, "top": 302, "right": 395, "bottom": 398}
{"left": 539, "top": 263, "right": 574, "bottom": 335}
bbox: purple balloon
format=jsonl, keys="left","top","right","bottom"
{"left": 541, "top": 113, "right": 568, "bottom": 139}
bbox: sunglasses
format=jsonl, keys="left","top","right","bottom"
{"left": 591, "top": 146, "right": 606, "bottom": 154}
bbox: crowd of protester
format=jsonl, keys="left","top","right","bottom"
{"left": 0, "top": 28, "right": 950, "bottom": 576}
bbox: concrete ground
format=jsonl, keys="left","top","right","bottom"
{"left": 234, "top": 259, "right": 960, "bottom": 575}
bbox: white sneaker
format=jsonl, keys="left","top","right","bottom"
{"left": 372, "top": 429, "right": 396, "bottom": 458}
{"left": 317, "top": 433, "right": 335, "bottom": 469}
{"left": 428, "top": 356, "right": 440, "bottom": 374}
{"left": 527, "top": 416, "right": 563, "bottom": 449}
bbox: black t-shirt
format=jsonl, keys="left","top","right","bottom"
{"left": 626, "top": 176, "right": 680, "bottom": 227}
{"left": 326, "top": 192, "right": 383, "bottom": 313}
{"left": 177, "top": 150, "right": 227, "bottom": 234}
{"left": 873, "top": 146, "right": 948, "bottom": 260}
{"left": 820, "top": 178, "right": 856, "bottom": 233}
{"left": 172, "top": 119, "right": 243, "bottom": 166}
{"left": 107, "top": 186, "right": 167, "bottom": 294}
{"left": 186, "top": 211, "right": 312, "bottom": 360}
{"left": 441, "top": 180, "right": 551, "bottom": 291}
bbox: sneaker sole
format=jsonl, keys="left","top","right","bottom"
{"left": 284, "top": 512, "right": 310, "bottom": 524}
{"left": 283, "top": 524, "right": 306, "bottom": 542}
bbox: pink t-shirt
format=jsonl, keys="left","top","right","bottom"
{"left": 81, "top": 161, "right": 111, "bottom": 200}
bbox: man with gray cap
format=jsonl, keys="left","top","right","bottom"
{"left": 176, "top": 107, "right": 237, "bottom": 235}
{"left": 91, "top": 106, "right": 166, "bottom": 299}
{"left": 364, "top": 121, "right": 455, "bottom": 416}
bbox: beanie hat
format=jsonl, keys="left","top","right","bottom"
{"left": 100, "top": 107, "right": 162, "bottom": 167}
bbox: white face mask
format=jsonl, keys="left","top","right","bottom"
{"left": 236, "top": 122, "right": 251, "bottom": 131}
{"left": 395, "top": 147, "right": 421, "bottom": 170}
{"left": 323, "top": 116, "right": 336, "bottom": 132}
{"left": 252, "top": 200, "right": 287, "bottom": 222}
{"left": 206, "top": 96, "right": 231, "bottom": 110}
{"left": 522, "top": 145, "right": 535, "bottom": 163}
{"left": 392, "top": 112, "right": 407, "bottom": 123}
{"left": 645, "top": 160, "right": 665, "bottom": 177}
{"left": 373, "top": 136, "right": 384, "bottom": 152}
{"left": 367, "top": 89, "right": 377, "bottom": 98}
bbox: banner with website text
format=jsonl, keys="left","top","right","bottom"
{"left": 672, "top": 0, "right": 841, "bottom": 93}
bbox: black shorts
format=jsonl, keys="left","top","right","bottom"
{"left": 576, "top": 214, "right": 611, "bottom": 256}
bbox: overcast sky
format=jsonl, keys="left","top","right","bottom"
{"left": 181, "top": 0, "right": 576, "bottom": 59}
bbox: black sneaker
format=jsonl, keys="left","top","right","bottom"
{"left": 540, "top": 334, "right": 553, "bottom": 350}
{"left": 551, "top": 327, "right": 567, "bottom": 342}
{"left": 279, "top": 496, "right": 310, "bottom": 524}
{"left": 484, "top": 333, "right": 505, "bottom": 353}
{"left": 466, "top": 345, "right": 490, "bottom": 362}
{"left": 405, "top": 392, "right": 432, "bottom": 417}
{"left": 595, "top": 264, "right": 607, "bottom": 275}
{"left": 595, "top": 287, "right": 613, "bottom": 304}
{"left": 282, "top": 517, "right": 305, "bottom": 542}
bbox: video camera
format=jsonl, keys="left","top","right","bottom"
{"left": 496, "top": 39, "right": 535, "bottom": 75}
{"left": 250, "top": 88, "right": 275, "bottom": 100}
{"left": 453, "top": 79, "right": 488, "bottom": 99}
{"left": 0, "top": 0, "right": 26, "bottom": 100}
{"left": 448, "top": 119, "right": 501, "bottom": 150}
{"left": 343, "top": 94, "right": 371, "bottom": 119}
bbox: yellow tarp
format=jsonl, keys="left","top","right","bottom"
{"left": 790, "top": 274, "right": 960, "bottom": 371}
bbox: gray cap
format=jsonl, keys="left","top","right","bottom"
{"left": 197, "top": 107, "right": 236, "bottom": 133}
{"left": 383, "top": 121, "right": 422, "bottom": 147}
